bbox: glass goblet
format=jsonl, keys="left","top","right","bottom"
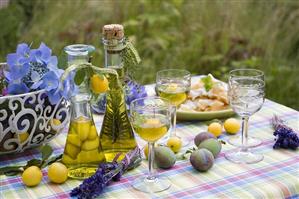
{"left": 225, "top": 69, "right": 265, "bottom": 164}
{"left": 130, "top": 97, "right": 171, "bottom": 193}
{"left": 155, "top": 69, "right": 191, "bottom": 146}
{"left": 227, "top": 69, "right": 265, "bottom": 148}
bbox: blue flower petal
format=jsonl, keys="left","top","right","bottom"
{"left": 47, "top": 89, "right": 61, "bottom": 105}
{"left": 16, "top": 43, "right": 30, "bottom": 56}
{"left": 31, "top": 80, "right": 43, "bottom": 90}
{"left": 40, "top": 71, "right": 59, "bottom": 91}
{"left": 38, "top": 43, "right": 52, "bottom": 62}
{"left": 47, "top": 56, "right": 58, "bottom": 71}
{"left": 31, "top": 71, "right": 41, "bottom": 82}
{"left": 6, "top": 53, "right": 18, "bottom": 67}
{"left": 29, "top": 49, "right": 43, "bottom": 64}
{"left": 7, "top": 82, "right": 29, "bottom": 95}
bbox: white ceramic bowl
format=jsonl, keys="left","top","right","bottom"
{"left": 0, "top": 88, "right": 70, "bottom": 155}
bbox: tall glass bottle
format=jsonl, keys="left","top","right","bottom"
{"left": 62, "top": 44, "right": 106, "bottom": 179}
{"left": 100, "top": 24, "right": 137, "bottom": 161}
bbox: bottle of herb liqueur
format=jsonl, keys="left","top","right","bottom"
{"left": 100, "top": 24, "right": 137, "bottom": 161}
{"left": 62, "top": 44, "right": 106, "bottom": 179}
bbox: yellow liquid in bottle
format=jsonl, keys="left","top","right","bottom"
{"left": 132, "top": 114, "right": 170, "bottom": 142}
{"left": 62, "top": 116, "right": 106, "bottom": 179}
{"left": 108, "top": 65, "right": 125, "bottom": 85}
{"left": 100, "top": 74, "right": 137, "bottom": 162}
{"left": 157, "top": 83, "right": 188, "bottom": 106}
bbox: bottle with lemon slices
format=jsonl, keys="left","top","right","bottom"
{"left": 62, "top": 44, "right": 106, "bottom": 179}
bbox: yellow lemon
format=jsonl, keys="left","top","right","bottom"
{"left": 62, "top": 154, "right": 77, "bottom": 165}
{"left": 65, "top": 143, "right": 80, "bottom": 159}
{"left": 81, "top": 137, "right": 99, "bottom": 151}
{"left": 166, "top": 83, "right": 178, "bottom": 92}
{"left": 15, "top": 132, "right": 29, "bottom": 143}
{"left": 51, "top": 119, "right": 61, "bottom": 132}
{"left": 167, "top": 136, "right": 182, "bottom": 153}
{"left": 87, "top": 125, "right": 98, "bottom": 140}
{"left": 90, "top": 74, "right": 109, "bottom": 94}
{"left": 77, "top": 149, "right": 105, "bottom": 163}
{"left": 224, "top": 118, "right": 241, "bottom": 134}
{"left": 67, "top": 134, "right": 82, "bottom": 147}
{"left": 22, "top": 166, "right": 43, "bottom": 187}
{"left": 52, "top": 119, "right": 61, "bottom": 126}
{"left": 144, "top": 118, "right": 160, "bottom": 126}
{"left": 47, "top": 162, "right": 68, "bottom": 184}
{"left": 75, "top": 118, "right": 91, "bottom": 141}
{"left": 208, "top": 122, "right": 223, "bottom": 137}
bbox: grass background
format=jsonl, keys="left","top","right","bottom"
{"left": 0, "top": 0, "right": 298, "bottom": 109}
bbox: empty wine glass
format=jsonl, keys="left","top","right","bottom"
{"left": 130, "top": 97, "right": 172, "bottom": 193}
{"left": 225, "top": 69, "right": 265, "bottom": 164}
{"left": 227, "top": 69, "right": 264, "bottom": 148}
{"left": 155, "top": 69, "right": 191, "bottom": 146}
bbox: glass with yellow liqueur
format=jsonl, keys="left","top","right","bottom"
{"left": 155, "top": 69, "right": 191, "bottom": 146}
{"left": 130, "top": 97, "right": 172, "bottom": 193}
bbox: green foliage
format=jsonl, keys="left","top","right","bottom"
{"left": 0, "top": 145, "right": 62, "bottom": 176}
{"left": 0, "top": 0, "right": 298, "bottom": 109}
{"left": 201, "top": 75, "right": 213, "bottom": 91}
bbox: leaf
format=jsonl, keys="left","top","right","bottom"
{"left": 25, "top": 159, "right": 42, "bottom": 169}
{"left": 201, "top": 75, "right": 213, "bottom": 91}
{"left": 41, "top": 154, "right": 63, "bottom": 168}
{"left": 41, "top": 145, "right": 53, "bottom": 161}
{"left": 74, "top": 68, "right": 86, "bottom": 85}
{"left": 4, "top": 170, "right": 22, "bottom": 176}
{"left": 0, "top": 166, "right": 23, "bottom": 176}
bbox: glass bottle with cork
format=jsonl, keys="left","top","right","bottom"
{"left": 61, "top": 44, "right": 106, "bottom": 179}
{"left": 100, "top": 24, "right": 138, "bottom": 161}
{"left": 102, "top": 24, "right": 126, "bottom": 84}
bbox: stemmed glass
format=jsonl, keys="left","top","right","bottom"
{"left": 130, "top": 97, "right": 172, "bottom": 193}
{"left": 155, "top": 69, "right": 191, "bottom": 146}
{"left": 227, "top": 69, "right": 264, "bottom": 148}
{"left": 225, "top": 69, "right": 265, "bottom": 164}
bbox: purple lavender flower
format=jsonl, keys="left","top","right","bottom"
{"left": 272, "top": 115, "right": 299, "bottom": 150}
{"left": 70, "top": 147, "right": 142, "bottom": 199}
{"left": 125, "top": 80, "right": 147, "bottom": 106}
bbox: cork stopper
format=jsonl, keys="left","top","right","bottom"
{"left": 102, "top": 24, "right": 124, "bottom": 40}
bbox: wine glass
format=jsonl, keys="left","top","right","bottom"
{"left": 227, "top": 69, "right": 264, "bottom": 148}
{"left": 155, "top": 69, "right": 191, "bottom": 146}
{"left": 225, "top": 69, "right": 265, "bottom": 164}
{"left": 130, "top": 97, "right": 172, "bottom": 193}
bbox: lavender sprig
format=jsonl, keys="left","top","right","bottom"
{"left": 272, "top": 115, "right": 299, "bottom": 150}
{"left": 70, "top": 147, "right": 142, "bottom": 199}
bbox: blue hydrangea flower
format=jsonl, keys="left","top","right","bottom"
{"left": 4, "top": 42, "right": 75, "bottom": 104}
{"left": 40, "top": 71, "right": 59, "bottom": 91}
{"left": 7, "top": 81, "right": 29, "bottom": 95}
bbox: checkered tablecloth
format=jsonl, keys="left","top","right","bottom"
{"left": 0, "top": 98, "right": 298, "bottom": 199}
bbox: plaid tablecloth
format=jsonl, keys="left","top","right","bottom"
{"left": 0, "top": 99, "right": 298, "bottom": 199}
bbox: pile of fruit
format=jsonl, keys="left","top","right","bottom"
{"left": 62, "top": 116, "right": 105, "bottom": 165}
{"left": 144, "top": 117, "right": 241, "bottom": 172}
{"left": 190, "top": 132, "right": 222, "bottom": 171}
{"left": 207, "top": 118, "right": 241, "bottom": 137}
{"left": 22, "top": 162, "right": 68, "bottom": 187}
